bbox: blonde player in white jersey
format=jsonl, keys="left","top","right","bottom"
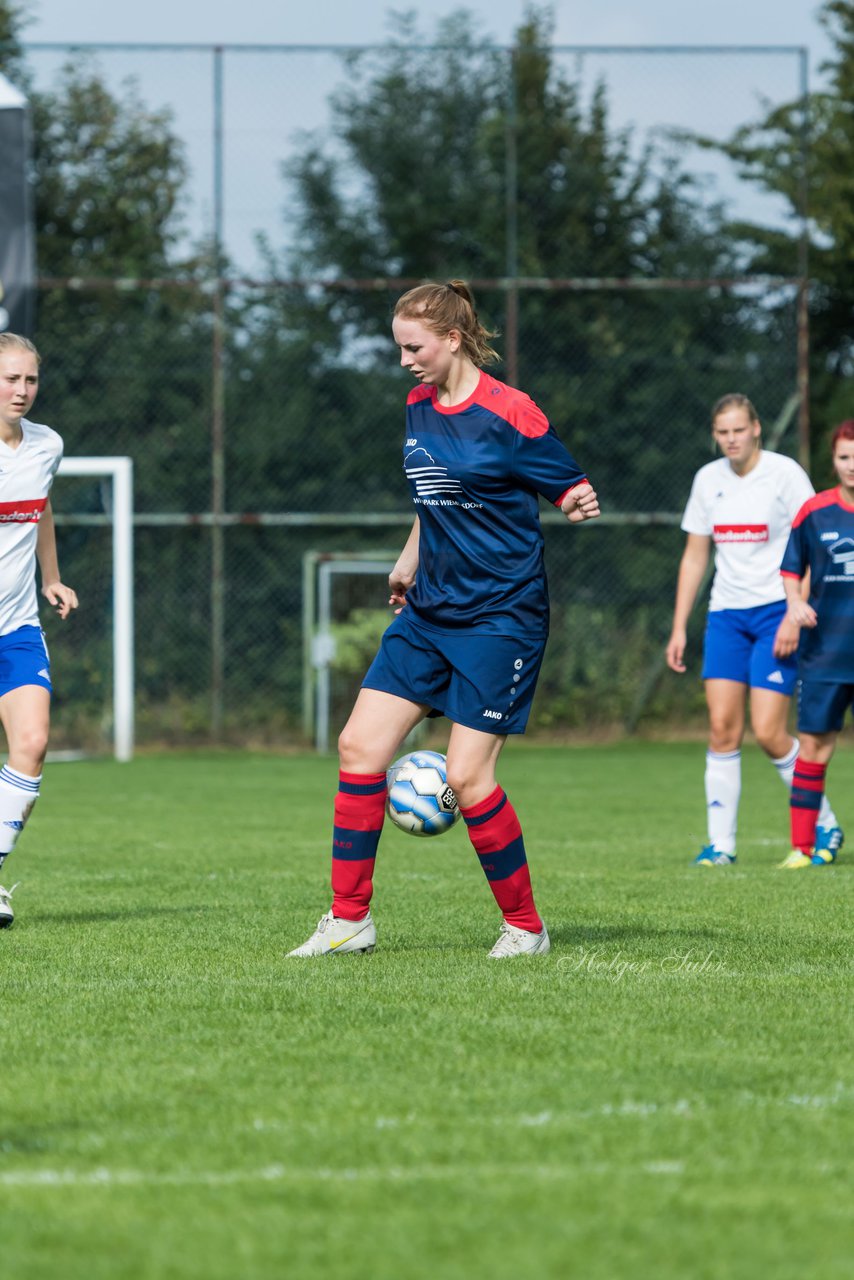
{"left": 0, "top": 333, "right": 77, "bottom": 925}
{"left": 665, "top": 393, "right": 842, "bottom": 865}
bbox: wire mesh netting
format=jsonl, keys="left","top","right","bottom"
{"left": 17, "top": 40, "right": 808, "bottom": 748}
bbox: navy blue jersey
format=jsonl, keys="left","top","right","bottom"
{"left": 781, "top": 489, "right": 854, "bottom": 682}
{"left": 402, "top": 371, "right": 587, "bottom": 636}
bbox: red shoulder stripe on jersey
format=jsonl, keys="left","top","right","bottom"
{"left": 791, "top": 488, "right": 839, "bottom": 528}
{"left": 0, "top": 498, "right": 47, "bottom": 524}
{"left": 473, "top": 372, "right": 550, "bottom": 437}
{"left": 406, "top": 384, "right": 434, "bottom": 406}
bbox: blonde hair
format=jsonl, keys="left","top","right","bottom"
{"left": 393, "top": 279, "right": 500, "bottom": 367}
{"left": 0, "top": 333, "right": 41, "bottom": 365}
{"left": 711, "top": 392, "right": 758, "bottom": 426}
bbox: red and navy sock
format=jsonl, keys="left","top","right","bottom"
{"left": 330, "top": 771, "right": 386, "bottom": 921}
{"left": 461, "top": 785, "right": 542, "bottom": 933}
{"left": 790, "top": 757, "right": 826, "bottom": 854}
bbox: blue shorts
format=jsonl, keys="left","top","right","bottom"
{"left": 797, "top": 679, "right": 854, "bottom": 735}
{"left": 362, "top": 608, "right": 546, "bottom": 735}
{"left": 0, "top": 626, "right": 52, "bottom": 698}
{"left": 702, "top": 602, "right": 798, "bottom": 694}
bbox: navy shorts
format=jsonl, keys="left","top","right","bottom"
{"left": 797, "top": 679, "right": 854, "bottom": 734}
{"left": 362, "top": 608, "right": 546, "bottom": 735}
{"left": 0, "top": 625, "right": 52, "bottom": 698}
{"left": 702, "top": 601, "right": 797, "bottom": 694}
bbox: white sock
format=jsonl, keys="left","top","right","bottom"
{"left": 0, "top": 764, "right": 41, "bottom": 870}
{"left": 772, "top": 738, "right": 838, "bottom": 829}
{"left": 705, "top": 749, "right": 741, "bottom": 854}
{"left": 771, "top": 738, "right": 799, "bottom": 789}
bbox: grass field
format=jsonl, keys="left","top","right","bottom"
{"left": 2, "top": 742, "right": 851, "bottom": 1280}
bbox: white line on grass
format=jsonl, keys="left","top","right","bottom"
{"left": 0, "top": 1161, "right": 686, "bottom": 1190}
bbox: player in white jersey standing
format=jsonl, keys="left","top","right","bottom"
{"left": 0, "top": 333, "right": 77, "bottom": 925}
{"left": 665, "top": 393, "right": 842, "bottom": 865}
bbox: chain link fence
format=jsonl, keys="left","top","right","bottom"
{"left": 19, "top": 41, "right": 809, "bottom": 750}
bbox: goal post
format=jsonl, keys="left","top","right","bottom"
{"left": 303, "top": 551, "right": 397, "bottom": 752}
{"left": 56, "top": 456, "right": 134, "bottom": 762}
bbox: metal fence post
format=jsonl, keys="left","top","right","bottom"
{"left": 211, "top": 44, "right": 226, "bottom": 738}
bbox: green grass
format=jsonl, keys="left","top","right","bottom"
{"left": 2, "top": 742, "right": 851, "bottom": 1279}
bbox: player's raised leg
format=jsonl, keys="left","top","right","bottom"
{"left": 447, "top": 724, "right": 549, "bottom": 957}
{"left": 0, "top": 683, "right": 50, "bottom": 927}
{"left": 288, "top": 689, "right": 426, "bottom": 956}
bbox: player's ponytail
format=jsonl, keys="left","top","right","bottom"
{"left": 394, "top": 280, "right": 500, "bottom": 367}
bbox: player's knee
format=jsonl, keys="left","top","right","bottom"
{"left": 444, "top": 762, "right": 489, "bottom": 808}
{"left": 708, "top": 722, "right": 741, "bottom": 753}
{"left": 754, "top": 726, "right": 788, "bottom": 757}
{"left": 337, "top": 723, "right": 363, "bottom": 770}
{"left": 11, "top": 726, "right": 49, "bottom": 773}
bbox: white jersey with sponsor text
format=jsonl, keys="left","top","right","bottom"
{"left": 680, "top": 450, "right": 814, "bottom": 611}
{"left": 0, "top": 418, "right": 63, "bottom": 637}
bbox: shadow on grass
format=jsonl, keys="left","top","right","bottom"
{"left": 28, "top": 904, "right": 213, "bottom": 926}
{"left": 551, "top": 922, "right": 735, "bottom": 947}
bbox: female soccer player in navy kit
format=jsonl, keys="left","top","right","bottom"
{"left": 290, "top": 280, "right": 599, "bottom": 958}
{"left": 665, "top": 393, "right": 841, "bottom": 866}
{"left": 0, "top": 334, "right": 77, "bottom": 926}
{"left": 779, "top": 421, "right": 854, "bottom": 868}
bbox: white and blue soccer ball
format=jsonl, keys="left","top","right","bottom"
{"left": 386, "top": 750, "right": 460, "bottom": 837}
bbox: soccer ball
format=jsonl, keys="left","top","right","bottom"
{"left": 386, "top": 750, "right": 460, "bottom": 837}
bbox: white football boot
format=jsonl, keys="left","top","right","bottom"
{"left": 288, "top": 910, "right": 376, "bottom": 957}
{"left": 488, "top": 920, "right": 550, "bottom": 958}
{"left": 0, "top": 882, "right": 19, "bottom": 929}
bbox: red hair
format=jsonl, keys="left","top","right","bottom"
{"left": 831, "top": 420, "right": 854, "bottom": 451}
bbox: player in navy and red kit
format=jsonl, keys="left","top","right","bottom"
{"left": 290, "top": 280, "right": 599, "bottom": 958}
{"left": 666, "top": 393, "right": 841, "bottom": 866}
{"left": 778, "top": 420, "right": 854, "bottom": 868}
{"left": 0, "top": 334, "right": 78, "bottom": 926}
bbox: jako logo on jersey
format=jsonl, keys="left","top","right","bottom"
{"left": 406, "top": 438, "right": 417, "bottom": 447}
{"left": 820, "top": 531, "right": 839, "bottom": 541}
{"left": 713, "top": 524, "right": 768, "bottom": 544}
{"left": 482, "top": 709, "right": 504, "bottom": 720}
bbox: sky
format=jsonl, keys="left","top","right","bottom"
{"left": 17, "top": 1, "right": 836, "bottom": 270}
{"left": 21, "top": 0, "right": 834, "bottom": 61}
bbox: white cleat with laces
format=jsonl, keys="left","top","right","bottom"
{"left": 488, "top": 920, "right": 551, "bottom": 958}
{"left": 288, "top": 910, "right": 376, "bottom": 957}
{"left": 0, "top": 882, "right": 19, "bottom": 929}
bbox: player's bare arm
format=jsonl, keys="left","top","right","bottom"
{"left": 666, "top": 533, "right": 710, "bottom": 672}
{"left": 389, "top": 516, "right": 420, "bottom": 608}
{"left": 36, "top": 498, "right": 78, "bottom": 620}
{"left": 782, "top": 573, "right": 817, "bottom": 630}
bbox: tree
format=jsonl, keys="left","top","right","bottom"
{"left": 0, "top": 0, "right": 26, "bottom": 82}
{"left": 702, "top": 0, "right": 854, "bottom": 454}
{"left": 271, "top": 8, "right": 791, "bottom": 517}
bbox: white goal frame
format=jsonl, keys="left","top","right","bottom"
{"left": 303, "top": 550, "right": 396, "bottom": 752}
{"left": 57, "top": 457, "right": 134, "bottom": 761}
